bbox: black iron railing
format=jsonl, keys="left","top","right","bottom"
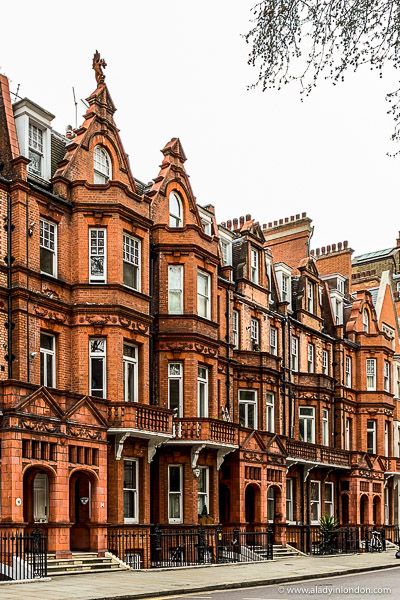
{"left": 281, "top": 524, "right": 388, "bottom": 555}
{"left": 108, "top": 526, "right": 150, "bottom": 569}
{"left": 0, "top": 529, "right": 47, "bottom": 581}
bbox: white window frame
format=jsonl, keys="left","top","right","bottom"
{"left": 291, "top": 336, "right": 299, "bottom": 372}
{"left": 322, "top": 408, "right": 329, "bottom": 446}
{"left": 169, "top": 191, "right": 183, "bottom": 228}
{"left": 40, "top": 332, "right": 56, "bottom": 387}
{"left": 282, "top": 273, "right": 289, "bottom": 302}
{"left": 367, "top": 419, "right": 377, "bottom": 454}
{"left": 251, "top": 318, "right": 260, "bottom": 349}
{"left": 168, "top": 362, "right": 183, "bottom": 417}
{"left": 307, "top": 343, "right": 315, "bottom": 373}
{"left": 363, "top": 309, "right": 370, "bottom": 333}
{"left": 322, "top": 350, "right": 329, "bottom": 376}
{"left": 220, "top": 237, "right": 232, "bottom": 266}
{"left": 239, "top": 390, "right": 257, "bottom": 429}
{"left": 198, "top": 366, "right": 209, "bottom": 418}
{"left": 286, "top": 478, "right": 294, "bottom": 523}
{"left": 299, "top": 406, "right": 315, "bottom": 443}
{"left": 345, "top": 356, "right": 352, "bottom": 388}
{"left": 307, "top": 281, "right": 314, "bottom": 313}
{"left": 366, "top": 358, "right": 376, "bottom": 391}
{"left": 384, "top": 421, "right": 390, "bottom": 456}
{"left": 384, "top": 361, "right": 390, "bottom": 392}
{"left": 123, "top": 343, "right": 138, "bottom": 403}
{"left": 168, "top": 265, "right": 183, "bottom": 314}
{"left": 28, "top": 121, "right": 44, "bottom": 177}
{"left": 232, "top": 310, "right": 239, "bottom": 349}
{"left": 250, "top": 248, "right": 259, "bottom": 285}
{"left": 266, "top": 392, "right": 275, "bottom": 433}
{"left": 270, "top": 326, "right": 278, "bottom": 356}
{"left": 168, "top": 465, "right": 183, "bottom": 524}
{"left": 40, "top": 218, "right": 57, "bottom": 277}
{"left": 89, "top": 227, "right": 107, "bottom": 283}
{"left": 89, "top": 337, "right": 106, "bottom": 398}
{"left": 123, "top": 459, "right": 139, "bottom": 524}
{"left": 123, "top": 233, "right": 141, "bottom": 291}
{"left": 310, "top": 480, "right": 321, "bottom": 524}
{"left": 324, "top": 482, "right": 334, "bottom": 518}
{"left": 197, "top": 466, "right": 210, "bottom": 516}
{"left": 94, "top": 145, "right": 112, "bottom": 184}
{"left": 345, "top": 417, "right": 352, "bottom": 451}
{"left": 197, "top": 270, "right": 211, "bottom": 319}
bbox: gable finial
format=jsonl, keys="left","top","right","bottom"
{"left": 92, "top": 50, "right": 107, "bottom": 85}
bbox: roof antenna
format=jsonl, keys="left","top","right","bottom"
{"left": 12, "top": 83, "right": 20, "bottom": 102}
{"left": 72, "top": 87, "right": 78, "bottom": 129}
{"left": 80, "top": 98, "right": 89, "bottom": 109}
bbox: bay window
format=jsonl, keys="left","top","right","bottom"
{"left": 40, "top": 218, "right": 57, "bottom": 277}
{"left": 239, "top": 390, "right": 257, "bottom": 429}
{"left": 367, "top": 420, "right": 376, "bottom": 454}
{"left": 291, "top": 336, "right": 299, "bottom": 371}
{"left": 251, "top": 318, "right": 260, "bottom": 350}
{"left": 307, "top": 343, "right": 315, "bottom": 373}
{"left": 197, "top": 270, "right": 211, "bottom": 319}
{"left": 89, "top": 337, "right": 106, "bottom": 398}
{"left": 198, "top": 366, "right": 209, "bottom": 418}
{"left": 232, "top": 310, "right": 239, "bottom": 349}
{"left": 322, "top": 350, "right": 329, "bottom": 375}
{"left": 345, "top": 356, "right": 352, "bottom": 388}
{"left": 322, "top": 408, "right": 329, "bottom": 446}
{"left": 345, "top": 417, "right": 352, "bottom": 450}
{"left": 123, "top": 233, "right": 141, "bottom": 291}
{"left": 266, "top": 392, "right": 275, "bottom": 433}
{"left": 270, "top": 326, "right": 277, "bottom": 355}
{"left": 366, "top": 358, "right": 376, "bottom": 390}
{"left": 384, "top": 361, "right": 390, "bottom": 392}
{"left": 168, "top": 363, "right": 183, "bottom": 417}
{"left": 89, "top": 228, "right": 107, "bottom": 283}
{"left": 123, "top": 343, "right": 138, "bottom": 402}
{"left": 168, "top": 265, "right": 183, "bottom": 314}
{"left": 299, "top": 406, "right": 315, "bottom": 443}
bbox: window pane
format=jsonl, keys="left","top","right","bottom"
{"left": 40, "top": 247, "right": 54, "bottom": 275}
{"left": 169, "top": 494, "right": 181, "bottom": 519}
{"left": 124, "top": 461, "right": 136, "bottom": 488}
{"left": 124, "top": 490, "right": 136, "bottom": 519}
{"left": 126, "top": 361, "right": 136, "bottom": 402}
{"left": 123, "top": 262, "right": 138, "bottom": 289}
{"left": 40, "top": 333, "right": 54, "bottom": 350}
{"left": 169, "top": 379, "right": 181, "bottom": 412}
{"left": 46, "top": 354, "right": 53, "bottom": 387}
{"left": 91, "top": 358, "right": 104, "bottom": 396}
{"left": 169, "top": 467, "right": 181, "bottom": 492}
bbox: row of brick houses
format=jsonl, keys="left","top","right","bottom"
{"left": 0, "top": 56, "right": 400, "bottom": 559}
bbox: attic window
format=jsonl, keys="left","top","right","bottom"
{"left": 94, "top": 145, "right": 111, "bottom": 184}
{"left": 362, "top": 309, "right": 370, "bottom": 333}
{"left": 28, "top": 122, "right": 44, "bottom": 176}
{"left": 169, "top": 191, "right": 183, "bottom": 228}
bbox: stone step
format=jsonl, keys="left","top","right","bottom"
{"left": 50, "top": 566, "right": 126, "bottom": 577}
{"left": 44, "top": 552, "right": 128, "bottom": 576}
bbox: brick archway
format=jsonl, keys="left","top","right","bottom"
{"left": 23, "top": 464, "right": 56, "bottom": 526}
{"left": 245, "top": 483, "right": 261, "bottom": 526}
{"left": 360, "top": 494, "right": 369, "bottom": 525}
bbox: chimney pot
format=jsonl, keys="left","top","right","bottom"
{"left": 327, "top": 245, "right": 331, "bottom": 253}
{"left": 233, "top": 218, "right": 238, "bottom": 229}
{"left": 332, "top": 243, "right": 336, "bottom": 252}
{"left": 239, "top": 216, "right": 245, "bottom": 226}
{"left": 296, "top": 214, "right": 300, "bottom": 220}
{"left": 245, "top": 213, "right": 251, "bottom": 221}
{"left": 343, "top": 240, "right": 348, "bottom": 249}
{"left": 316, "top": 248, "right": 320, "bottom": 256}
{"left": 321, "top": 247, "right": 326, "bottom": 254}
{"left": 302, "top": 212, "right": 306, "bottom": 218}
{"left": 338, "top": 242, "right": 342, "bottom": 250}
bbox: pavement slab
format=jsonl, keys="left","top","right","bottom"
{"left": 0, "top": 552, "right": 399, "bottom": 600}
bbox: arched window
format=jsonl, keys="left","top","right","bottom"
{"left": 362, "top": 309, "right": 370, "bottom": 333}
{"left": 169, "top": 191, "right": 183, "bottom": 227}
{"left": 94, "top": 145, "right": 111, "bottom": 184}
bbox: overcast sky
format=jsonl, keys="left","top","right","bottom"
{"left": 1, "top": 1, "right": 398, "bottom": 255}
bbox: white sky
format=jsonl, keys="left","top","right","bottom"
{"left": 1, "top": 0, "right": 399, "bottom": 255}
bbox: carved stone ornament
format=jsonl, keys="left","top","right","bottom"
{"left": 67, "top": 425, "right": 102, "bottom": 440}
{"left": 93, "top": 50, "right": 107, "bottom": 85}
{"left": 33, "top": 306, "right": 67, "bottom": 324}
{"left": 19, "top": 418, "right": 61, "bottom": 434}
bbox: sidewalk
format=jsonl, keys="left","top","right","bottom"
{"left": 1, "top": 551, "right": 399, "bottom": 600}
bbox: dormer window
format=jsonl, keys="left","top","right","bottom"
{"left": 29, "top": 122, "right": 44, "bottom": 176}
{"left": 250, "top": 249, "right": 259, "bottom": 284}
{"left": 282, "top": 274, "right": 289, "bottom": 301}
{"left": 275, "top": 263, "right": 292, "bottom": 309}
{"left": 362, "top": 309, "right": 370, "bottom": 333}
{"left": 337, "top": 278, "right": 344, "bottom": 295}
{"left": 169, "top": 192, "right": 183, "bottom": 227}
{"left": 307, "top": 282, "right": 314, "bottom": 313}
{"left": 94, "top": 145, "right": 111, "bottom": 184}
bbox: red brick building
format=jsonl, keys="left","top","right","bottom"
{"left": 0, "top": 56, "right": 399, "bottom": 560}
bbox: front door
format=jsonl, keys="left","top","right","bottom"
{"left": 70, "top": 474, "right": 91, "bottom": 550}
{"left": 33, "top": 473, "right": 48, "bottom": 523}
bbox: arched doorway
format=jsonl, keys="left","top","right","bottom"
{"left": 360, "top": 495, "right": 369, "bottom": 525}
{"left": 23, "top": 467, "right": 52, "bottom": 525}
{"left": 69, "top": 471, "right": 94, "bottom": 551}
{"left": 219, "top": 484, "right": 230, "bottom": 525}
{"left": 245, "top": 484, "right": 260, "bottom": 527}
{"left": 373, "top": 496, "right": 381, "bottom": 526}
{"left": 341, "top": 494, "right": 349, "bottom": 525}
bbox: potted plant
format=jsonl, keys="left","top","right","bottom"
{"left": 319, "top": 515, "right": 339, "bottom": 554}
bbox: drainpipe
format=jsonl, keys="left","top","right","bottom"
{"left": 149, "top": 242, "right": 155, "bottom": 405}
{"left": 5, "top": 192, "right": 14, "bottom": 378}
{"left": 225, "top": 288, "right": 231, "bottom": 412}
{"left": 287, "top": 316, "right": 294, "bottom": 438}
{"left": 26, "top": 192, "right": 30, "bottom": 381}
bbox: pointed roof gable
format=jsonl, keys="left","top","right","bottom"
{"left": 15, "top": 387, "right": 64, "bottom": 419}
{"left": 162, "top": 137, "right": 187, "bottom": 163}
{"left": 265, "top": 434, "right": 287, "bottom": 456}
{"left": 241, "top": 430, "right": 267, "bottom": 452}
{"left": 65, "top": 396, "right": 107, "bottom": 428}
{"left": 298, "top": 256, "right": 319, "bottom": 278}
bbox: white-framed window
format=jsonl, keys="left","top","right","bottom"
{"left": 168, "top": 465, "right": 183, "bottom": 523}
{"left": 89, "top": 228, "right": 107, "bottom": 283}
{"left": 367, "top": 419, "right": 377, "bottom": 454}
{"left": 307, "top": 281, "right": 314, "bottom": 313}
{"left": 310, "top": 480, "right": 321, "bottom": 524}
{"left": 123, "top": 234, "right": 141, "bottom": 291}
{"left": 384, "top": 421, "right": 390, "bottom": 456}
{"left": 197, "top": 467, "right": 209, "bottom": 516}
{"left": 267, "top": 486, "right": 276, "bottom": 522}
{"left": 169, "top": 191, "right": 183, "bottom": 227}
{"left": 29, "top": 122, "right": 44, "bottom": 176}
{"left": 168, "top": 362, "right": 183, "bottom": 417}
{"left": 345, "top": 356, "right": 352, "bottom": 388}
{"left": 198, "top": 366, "right": 209, "bottom": 418}
{"left": 270, "top": 326, "right": 278, "bottom": 356}
{"left": 239, "top": 390, "right": 257, "bottom": 429}
{"left": 332, "top": 295, "right": 344, "bottom": 325}
{"left": 345, "top": 417, "right": 352, "bottom": 451}
{"left": 201, "top": 217, "right": 212, "bottom": 236}
{"left": 168, "top": 265, "right": 183, "bottom": 314}
{"left": 282, "top": 273, "right": 289, "bottom": 302}
{"left": 384, "top": 361, "right": 390, "bottom": 392}
{"left": 322, "top": 350, "right": 329, "bottom": 375}
{"left": 366, "top": 358, "right": 376, "bottom": 391}
{"left": 94, "top": 145, "right": 111, "bottom": 184}
{"left": 266, "top": 392, "right": 275, "bottom": 433}
{"left": 40, "top": 332, "right": 55, "bottom": 387}
{"left": 250, "top": 248, "right": 259, "bottom": 284}
{"left": 337, "top": 278, "right": 345, "bottom": 295}
{"left": 232, "top": 310, "right": 239, "bottom": 349}
{"left": 286, "top": 478, "right": 294, "bottom": 522}
{"left": 299, "top": 406, "right": 315, "bottom": 443}
{"left": 89, "top": 337, "right": 106, "bottom": 398}
{"left": 123, "top": 459, "right": 138, "bottom": 523}
{"left": 307, "top": 343, "right": 314, "bottom": 373}
{"left": 40, "top": 218, "right": 57, "bottom": 277}
{"left": 322, "top": 408, "right": 329, "bottom": 446}
{"left": 363, "top": 309, "right": 370, "bottom": 333}
{"left": 291, "top": 336, "right": 299, "bottom": 371}
{"left": 251, "top": 318, "right": 260, "bottom": 350}
{"left": 197, "top": 270, "right": 211, "bottom": 319}
{"left": 385, "top": 487, "right": 390, "bottom": 525}
{"left": 220, "top": 238, "right": 232, "bottom": 266}
{"left": 123, "top": 343, "right": 138, "bottom": 402}
{"left": 324, "top": 482, "right": 334, "bottom": 517}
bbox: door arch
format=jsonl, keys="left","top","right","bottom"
{"left": 23, "top": 466, "right": 54, "bottom": 525}
{"left": 245, "top": 483, "right": 260, "bottom": 525}
{"left": 360, "top": 495, "right": 369, "bottom": 525}
{"left": 373, "top": 496, "right": 381, "bottom": 526}
{"left": 69, "top": 470, "right": 96, "bottom": 551}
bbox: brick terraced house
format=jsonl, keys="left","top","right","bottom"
{"left": 0, "top": 55, "right": 400, "bottom": 564}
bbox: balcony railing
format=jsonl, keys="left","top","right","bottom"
{"left": 108, "top": 402, "right": 173, "bottom": 435}
{"left": 172, "top": 418, "right": 238, "bottom": 446}
{"left": 287, "top": 439, "right": 351, "bottom": 467}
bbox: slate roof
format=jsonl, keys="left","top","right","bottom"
{"left": 51, "top": 131, "right": 67, "bottom": 177}
{"left": 353, "top": 248, "right": 395, "bottom": 264}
